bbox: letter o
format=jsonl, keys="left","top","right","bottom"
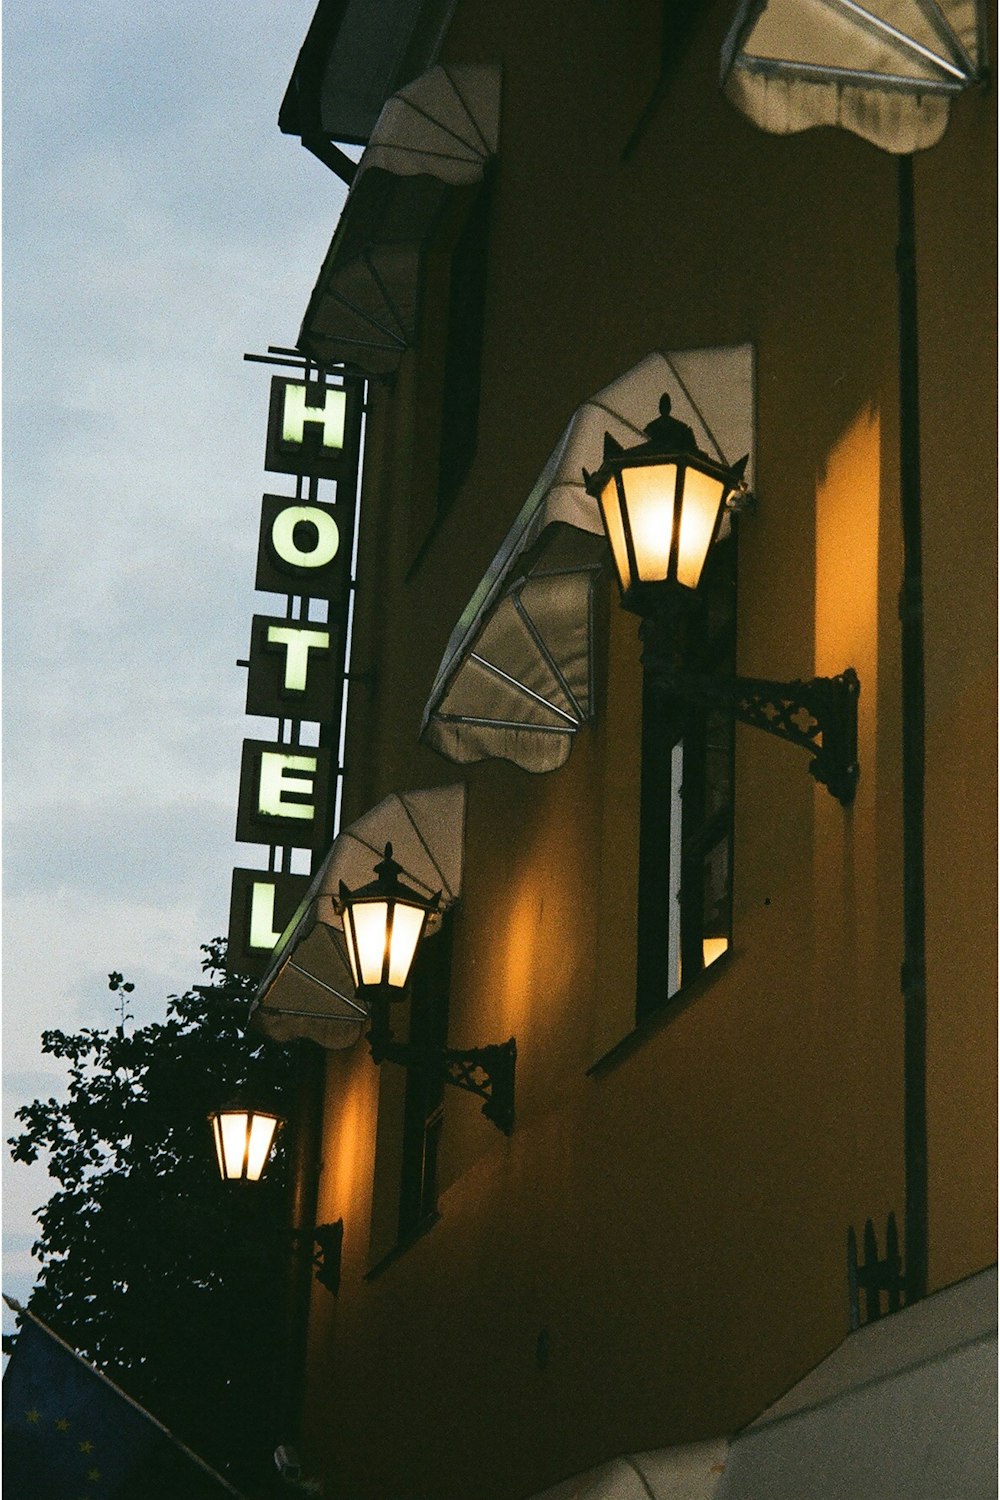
{"left": 270, "top": 504, "right": 340, "bottom": 570}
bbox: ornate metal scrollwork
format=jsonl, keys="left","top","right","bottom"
{"left": 640, "top": 606, "right": 860, "bottom": 805}
{"left": 660, "top": 664, "right": 860, "bottom": 805}
{"left": 291, "top": 1218, "right": 344, "bottom": 1296}
{"left": 312, "top": 1220, "right": 344, "bottom": 1295}
{"left": 367, "top": 997, "right": 515, "bottom": 1134}
{"left": 378, "top": 1037, "right": 516, "bottom": 1136}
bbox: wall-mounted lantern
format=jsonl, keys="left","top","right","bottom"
{"left": 338, "top": 844, "right": 516, "bottom": 1134}
{"left": 209, "top": 1100, "right": 284, "bottom": 1183}
{"left": 339, "top": 844, "right": 440, "bottom": 994}
{"left": 207, "top": 1099, "right": 343, "bottom": 1294}
{"left": 584, "top": 394, "right": 860, "bottom": 804}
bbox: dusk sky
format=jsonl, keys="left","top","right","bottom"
{"left": 3, "top": 2, "right": 349, "bottom": 1328}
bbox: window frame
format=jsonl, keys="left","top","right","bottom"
{"left": 395, "top": 910, "right": 454, "bottom": 1243}
{"left": 634, "top": 530, "right": 738, "bottom": 1023}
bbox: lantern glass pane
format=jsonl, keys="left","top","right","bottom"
{"left": 351, "top": 900, "right": 391, "bottom": 986}
{"left": 245, "top": 1113, "right": 278, "bottom": 1181}
{"left": 621, "top": 463, "right": 678, "bottom": 582}
{"left": 212, "top": 1114, "right": 227, "bottom": 1179}
{"left": 387, "top": 901, "right": 426, "bottom": 988}
{"left": 342, "top": 911, "right": 362, "bottom": 988}
{"left": 599, "top": 477, "right": 632, "bottom": 592}
{"left": 219, "top": 1111, "right": 249, "bottom": 1180}
{"left": 676, "top": 466, "right": 727, "bottom": 589}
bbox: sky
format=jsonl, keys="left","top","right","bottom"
{"left": 3, "top": 2, "right": 349, "bottom": 1331}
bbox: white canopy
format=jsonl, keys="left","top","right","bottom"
{"left": 715, "top": 1264, "right": 996, "bottom": 1498}
{"left": 722, "top": 0, "right": 983, "bottom": 154}
{"left": 299, "top": 63, "right": 501, "bottom": 373}
{"left": 420, "top": 344, "right": 755, "bottom": 774}
{"left": 528, "top": 1442, "right": 728, "bottom": 1500}
{"left": 360, "top": 63, "right": 501, "bottom": 184}
{"left": 250, "top": 783, "right": 466, "bottom": 1049}
{"left": 524, "top": 1266, "right": 995, "bottom": 1500}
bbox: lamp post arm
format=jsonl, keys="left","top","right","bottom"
{"left": 372, "top": 1027, "right": 516, "bottom": 1135}
{"left": 649, "top": 660, "right": 860, "bottom": 805}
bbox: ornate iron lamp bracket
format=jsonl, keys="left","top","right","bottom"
{"left": 379, "top": 1037, "right": 516, "bottom": 1135}
{"left": 367, "top": 999, "right": 515, "bottom": 1135}
{"left": 638, "top": 602, "right": 859, "bottom": 805}
{"left": 652, "top": 660, "right": 860, "bottom": 805}
{"left": 291, "top": 1218, "right": 344, "bottom": 1296}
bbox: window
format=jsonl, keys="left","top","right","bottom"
{"left": 635, "top": 531, "right": 736, "bottom": 1019}
{"left": 408, "top": 172, "right": 494, "bottom": 567}
{"left": 437, "top": 173, "right": 493, "bottom": 514}
{"left": 396, "top": 911, "right": 453, "bottom": 1240}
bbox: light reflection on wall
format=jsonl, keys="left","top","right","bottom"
{"left": 482, "top": 754, "right": 599, "bottom": 1076}
{"left": 813, "top": 403, "right": 895, "bottom": 1222}
{"left": 319, "top": 1059, "right": 376, "bottom": 1232}
{"left": 815, "top": 405, "right": 880, "bottom": 691}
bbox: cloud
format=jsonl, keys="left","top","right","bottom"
{"left": 4, "top": 0, "right": 352, "bottom": 1293}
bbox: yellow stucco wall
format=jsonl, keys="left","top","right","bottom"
{"left": 296, "top": 2, "right": 996, "bottom": 1496}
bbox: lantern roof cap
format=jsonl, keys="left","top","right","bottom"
{"left": 584, "top": 393, "right": 749, "bottom": 499}
{"left": 338, "top": 842, "right": 442, "bottom": 913}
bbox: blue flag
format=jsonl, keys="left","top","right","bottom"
{"left": 2, "top": 1301, "right": 244, "bottom": 1500}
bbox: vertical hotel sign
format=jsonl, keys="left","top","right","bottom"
{"left": 228, "top": 366, "right": 363, "bottom": 976}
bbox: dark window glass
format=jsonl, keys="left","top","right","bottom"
{"left": 436, "top": 174, "right": 493, "bottom": 515}
{"left": 397, "top": 911, "right": 453, "bottom": 1240}
{"left": 635, "top": 532, "right": 737, "bottom": 1019}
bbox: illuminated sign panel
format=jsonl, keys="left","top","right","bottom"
{"left": 236, "top": 739, "right": 333, "bottom": 851}
{"left": 228, "top": 868, "right": 311, "bottom": 977}
{"left": 265, "top": 377, "right": 359, "bottom": 480}
{"left": 245, "top": 615, "right": 339, "bottom": 722}
{"left": 255, "top": 494, "right": 351, "bottom": 601}
{"left": 227, "top": 364, "right": 364, "bottom": 977}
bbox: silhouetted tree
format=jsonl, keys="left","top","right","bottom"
{"left": 7, "top": 940, "right": 298, "bottom": 1493}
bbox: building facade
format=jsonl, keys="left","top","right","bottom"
{"left": 247, "top": 2, "right": 996, "bottom": 1495}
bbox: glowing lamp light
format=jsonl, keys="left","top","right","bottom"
{"left": 209, "top": 1102, "right": 283, "bottom": 1183}
{"left": 338, "top": 843, "right": 440, "bottom": 995}
{"left": 584, "top": 394, "right": 748, "bottom": 612}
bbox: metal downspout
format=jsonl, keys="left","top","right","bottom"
{"left": 897, "top": 154, "right": 928, "bottom": 1305}
{"left": 281, "top": 1043, "right": 326, "bottom": 1442}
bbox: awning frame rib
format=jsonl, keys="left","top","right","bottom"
{"left": 468, "top": 651, "right": 582, "bottom": 727}
{"left": 389, "top": 90, "right": 491, "bottom": 163}
{"left": 827, "top": 0, "right": 971, "bottom": 80}
{"left": 736, "top": 54, "right": 967, "bottom": 91}
{"left": 257, "top": 1002, "right": 362, "bottom": 1025}
{"left": 287, "top": 958, "right": 369, "bottom": 1017}
{"left": 511, "top": 574, "right": 594, "bottom": 723}
{"left": 430, "top": 712, "right": 579, "bottom": 735}
{"left": 320, "top": 254, "right": 411, "bottom": 350}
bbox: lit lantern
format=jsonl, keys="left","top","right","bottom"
{"left": 338, "top": 843, "right": 439, "bottom": 996}
{"left": 584, "top": 394, "right": 748, "bottom": 612}
{"left": 208, "top": 1101, "right": 283, "bottom": 1183}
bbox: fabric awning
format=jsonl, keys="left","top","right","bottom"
{"left": 278, "top": 0, "right": 451, "bottom": 147}
{"left": 715, "top": 1264, "right": 996, "bottom": 1497}
{"left": 250, "top": 783, "right": 466, "bottom": 1049}
{"left": 524, "top": 1265, "right": 995, "bottom": 1499}
{"left": 298, "top": 63, "right": 501, "bottom": 374}
{"left": 420, "top": 344, "right": 755, "bottom": 774}
{"left": 528, "top": 1442, "right": 728, "bottom": 1500}
{"left": 722, "top": 0, "right": 984, "bottom": 154}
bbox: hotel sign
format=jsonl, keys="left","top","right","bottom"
{"left": 228, "top": 368, "right": 363, "bottom": 977}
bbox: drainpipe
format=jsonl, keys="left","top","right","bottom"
{"left": 896, "top": 154, "right": 928, "bottom": 1305}
{"left": 281, "top": 1042, "right": 326, "bottom": 1441}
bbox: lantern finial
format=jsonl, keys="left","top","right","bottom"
{"left": 642, "top": 393, "right": 699, "bottom": 455}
